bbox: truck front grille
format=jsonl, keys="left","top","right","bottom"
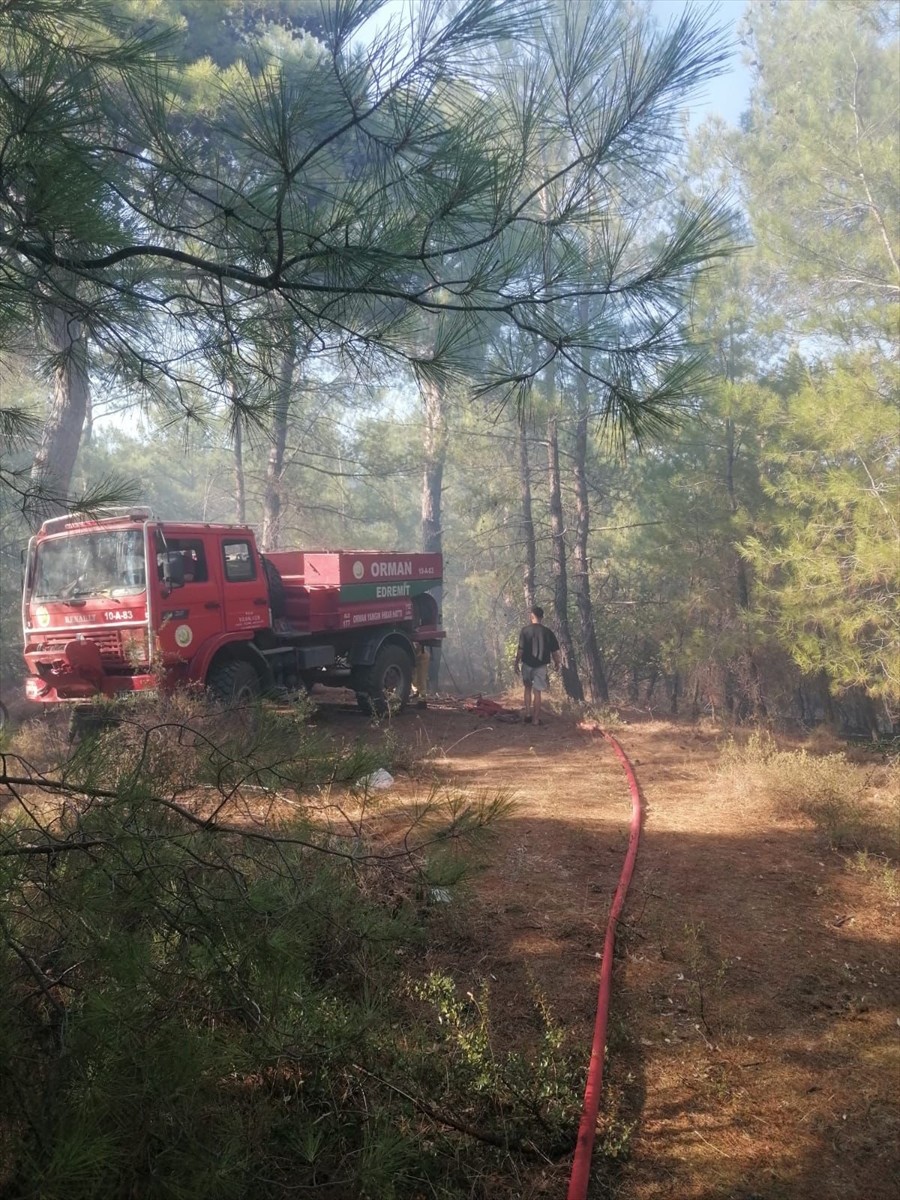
{"left": 35, "top": 629, "right": 149, "bottom": 669}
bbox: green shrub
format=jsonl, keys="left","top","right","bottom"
{"left": 410, "top": 972, "right": 585, "bottom": 1157}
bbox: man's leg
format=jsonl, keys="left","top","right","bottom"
{"left": 523, "top": 681, "right": 532, "bottom": 719}
{"left": 532, "top": 666, "right": 548, "bottom": 723}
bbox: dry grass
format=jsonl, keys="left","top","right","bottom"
{"left": 4, "top": 709, "right": 73, "bottom": 772}
{"left": 719, "top": 731, "right": 899, "bottom": 864}
{"left": 847, "top": 849, "right": 900, "bottom": 904}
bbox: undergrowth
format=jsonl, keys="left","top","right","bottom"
{"left": 580, "top": 703, "right": 626, "bottom": 728}
{"left": 719, "top": 732, "right": 899, "bottom": 896}
{"left": 0, "top": 695, "right": 591, "bottom": 1199}
{"left": 410, "top": 973, "right": 583, "bottom": 1156}
{"left": 847, "top": 849, "right": 900, "bottom": 904}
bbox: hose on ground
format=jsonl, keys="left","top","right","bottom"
{"left": 567, "top": 724, "right": 644, "bottom": 1200}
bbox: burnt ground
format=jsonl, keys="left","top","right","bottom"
{"left": 312, "top": 689, "right": 899, "bottom": 1200}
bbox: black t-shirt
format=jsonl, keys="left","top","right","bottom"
{"left": 517, "top": 623, "right": 559, "bottom": 668}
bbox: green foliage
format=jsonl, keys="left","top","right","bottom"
{"left": 742, "top": 360, "right": 899, "bottom": 704}
{"left": 559, "top": 0, "right": 900, "bottom": 725}
{"left": 0, "top": 798, "right": 410, "bottom": 1196}
{"left": 739, "top": 0, "right": 900, "bottom": 343}
{"left": 4, "top": 0, "right": 894, "bottom": 733}
{"left": 0, "top": 701, "right": 608, "bottom": 1197}
{"left": 117, "top": 0, "right": 332, "bottom": 72}
{"left": 1, "top": 0, "right": 735, "bottom": 431}
{"left": 411, "top": 972, "right": 586, "bottom": 1155}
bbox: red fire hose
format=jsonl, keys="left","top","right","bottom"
{"left": 567, "top": 724, "right": 644, "bottom": 1200}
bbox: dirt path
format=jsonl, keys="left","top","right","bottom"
{"left": 317, "top": 692, "right": 899, "bottom": 1200}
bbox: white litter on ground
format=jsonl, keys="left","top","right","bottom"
{"left": 356, "top": 768, "right": 394, "bottom": 790}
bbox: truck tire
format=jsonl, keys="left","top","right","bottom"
{"left": 208, "top": 659, "right": 261, "bottom": 707}
{"left": 355, "top": 644, "right": 412, "bottom": 716}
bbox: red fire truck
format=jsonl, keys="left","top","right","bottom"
{"left": 21, "top": 509, "right": 444, "bottom": 714}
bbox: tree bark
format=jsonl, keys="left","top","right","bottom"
{"left": 421, "top": 373, "right": 448, "bottom": 688}
{"left": 260, "top": 338, "right": 297, "bottom": 551}
{"left": 82, "top": 389, "right": 93, "bottom": 447}
{"left": 421, "top": 375, "right": 447, "bottom": 556}
{"left": 517, "top": 416, "right": 537, "bottom": 610}
{"left": 725, "top": 417, "right": 752, "bottom": 611}
{"left": 572, "top": 381, "right": 609, "bottom": 703}
{"left": 232, "top": 382, "right": 246, "bottom": 524}
{"left": 31, "top": 303, "right": 90, "bottom": 514}
{"left": 546, "top": 403, "right": 584, "bottom": 701}
{"left": 571, "top": 210, "right": 609, "bottom": 703}
{"left": 817, "top": 668, "right": 836, "bottom": 726}
{"left": 725, "top": 415, "right": 766, "bottom": 717}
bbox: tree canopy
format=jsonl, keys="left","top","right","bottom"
{"left": 0, "top": 0, "right": 732, "bottom": 418}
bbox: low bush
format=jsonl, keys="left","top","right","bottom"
{"left": 410, "top": 973, "right": 584, "bottom": 1156}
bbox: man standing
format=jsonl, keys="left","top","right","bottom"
{"left": 514, "top": 605, "right": 561, "bottom": 725}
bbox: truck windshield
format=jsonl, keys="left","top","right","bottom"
{"left": 32, "top": 530, "right": 147, "bottom": 601}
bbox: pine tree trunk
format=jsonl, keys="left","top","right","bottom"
{"left": 421, "top": 375, "right": 447, "bottom": 556}
{"left": 31, "top": 303, "right": 90, "bottom": 514}
{"left": 725, "top": 416, "right": 766, "bottom": 717}
{"left": 261, "top": 339, "right": 296, "bottom": 551}
{"left": 571, "top": 218, "right": 609, "bottom": 703}
{"left": 518, "top": 417, "right": 537, "bottom": 610}
{"left": 232, "top": 380, "right": 246, "bottom": 525}
{"left": 818, "top": 668, "right": 836, "bottom": 725}
{"left": 572, "top": 393, "right": 609, "bottom": 703}
{"left": 421, "top": 374, "right": 448, "bottom": 688}
{"left": 83, "top": 390, "right": 93, "bottom": 447}
{"left": 546, "top": 405, "right": 584, "bottom": 701}
{"left": 536, "top": 167, "right": 582, "bottom": 699}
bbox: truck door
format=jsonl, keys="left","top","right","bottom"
{"left": 152, "top": 532, "right": 223, "bottom": 665}
{"left": 219, "top": 535, "right": 270, "bottom": 635}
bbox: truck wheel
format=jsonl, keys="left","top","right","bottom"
{"left": 355, "top": 645, "right": 412, "bottom": 716}
{"left": 208, "top": 660, "right": 261, "bottom": 707}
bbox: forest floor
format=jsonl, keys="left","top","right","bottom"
{"left": 314, "top": 689, "right": 899, "bottom": 1200}
{"left": 3, "top": 688, "right": 897, "bottom": 1199}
